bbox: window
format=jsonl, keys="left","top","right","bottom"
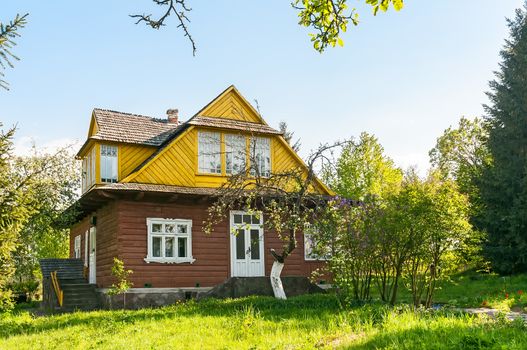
{"left": 74, "top": 235, "right": 81, "bottom": 259}
{"left": 145, "top": 218, "right": 194, "bottom": 263}
{"left": 100, "top": 144, "right": 118, "bottom": 183}
{"left": 225, "top": 134, "right": 246, "bottom": 175}
{"left": 250, "top": 137, "right": 271, "bottom": 177}
{"left": 304, "top": 227, "right": 330, "bottom": 261}
{"left": 81, "top": 147, "right": 96, "bottom": 192}
{"left": 198, "top": 131, "right": 221, "bottom": 174}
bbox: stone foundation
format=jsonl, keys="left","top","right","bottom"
{"left": 199, "top": 276, "right": 326, "bottom": 300}
{"left": 96, "top": 277, "right": 326, "bottom": 310}
{"left": 96, "top": 287, "right": 212, "bottom": 310}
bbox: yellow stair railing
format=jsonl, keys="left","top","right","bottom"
{"left": 51, "top": 271, "right": 64, "bottom": 307}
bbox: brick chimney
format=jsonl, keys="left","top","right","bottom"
{"left": 167, "top": 109, "right": 179, "bottom": 124}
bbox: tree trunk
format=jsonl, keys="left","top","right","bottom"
{"left": 270, "top": 260, "right": 286, "bottom": 300}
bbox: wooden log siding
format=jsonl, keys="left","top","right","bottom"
{"left": 70, "top": 199, "right": 328, "bottom": 288}
{"left": 70, "top": 202, "right": 119, "bottom": 287}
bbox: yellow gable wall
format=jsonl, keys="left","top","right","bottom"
{"left": 125, "top": 126, "right": 331, "bottom": 195}
{"left": 87, "top": 114, "right": 98, "bottom": 138}
{"left": 129, "top": 127, "right": 197, "bottom": 186}
{"left": 119, "top": 144, "right": 157, "bottom": 181}
{"left": 198, "top": 87, "right": 264, "bottom": 124}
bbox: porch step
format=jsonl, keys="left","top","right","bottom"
{"left": 62, "top": 282, "right": 99, "bottom": 310}
{"left": 39, "top": 258, "right": 99, "bottom": 312}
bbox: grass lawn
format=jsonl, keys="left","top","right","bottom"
{"left": 430, "top": 271, "right": 527, "bottom": 311}
{"left": 1, "top": 291, "right": 527, "bottom": 350}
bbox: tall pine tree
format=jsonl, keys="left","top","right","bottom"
{"left": 480, "top": 3, "right": 527, "bottom": 274}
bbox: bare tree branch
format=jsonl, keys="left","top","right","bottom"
{"left": 131, "top": 0, "right": 196, "bottom": 56}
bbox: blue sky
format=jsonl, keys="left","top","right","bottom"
{"left": 1, "top": 1, "right": 522, "bottom": 172}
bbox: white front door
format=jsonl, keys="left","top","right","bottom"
{"left": 230, "top": 211, "right": 265, "bottom": 277}
{"left": 88, "top": 227, "right": 96, "bottom": 284}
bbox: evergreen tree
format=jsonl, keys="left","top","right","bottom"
{"left": 0, "top": 14, "right": 28, "bottom": 90}
{"left": 480, "top": 3, "right": 527, "bottom": 274}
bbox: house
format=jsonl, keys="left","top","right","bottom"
{"left": 59, "top": 86, "right": 330, "bottom": 308}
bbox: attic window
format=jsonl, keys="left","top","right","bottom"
{"left": 100, "top": 144, "right": 118, "bottom": 183}
{"left": 198, "top": 131, "right": 221, "bottom": 174}
{"left": 250, "top": 137, "right": 271, "bottom": 177}
{"left": 225, "top": 134, "right": 246, "bottom": 175}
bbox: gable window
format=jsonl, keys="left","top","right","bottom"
{"left": 250, "top": 137, "right": 271, "bottom": 177}
{"left": 145, "top": 218, "right": 194, "bottom": 263}
{"left": 100, "top": 144, "right": 118, "bottom": 183}
{"left": 225, "top": 134, "right": 246, "bottom": 175}
{"left": 198, "top": 131, "right": 221, "bottom": 174}
{"left": 74, "top": 235, "right": 81, "bottom": 259}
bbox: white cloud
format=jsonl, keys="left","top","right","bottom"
{"left": 13, "top": 136, "right": 81, "bottom": 157}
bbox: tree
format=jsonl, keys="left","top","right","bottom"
{"left": 319, "top": 132, "right": 402, "bottom": 304}
{"left": 324, "top": 132, "right": 402, "bottom": 201}
{"left": 133, "top": 1, "right": 404, "bottom": 54}
{"left": 479, "top": 3, "right": 527, "bottom": 274}
{"left": 315, "top": 197, "right": 379, "bottom": 303}
{"left": 279, "top": 122, "right": 301, "bottom": 152}
{"left": 0, "top": 124, "right": 78, "bottom": 310}
{"left": 0, "top": 14, "right": 28, "bottom": 90}
{"left": 204, "top": 138, "right": 347, "bottom": 299}
{"left": 429, "top": 117, "right": 490, "bottom": 218}
{"left": 107, "top": 257, "right": 134, "bottom": 309}
{"left": 293, "top": 0, "right": 404, "bottom": 52}
{"left": 401, "top": 172, "right": 471, "bottom": 308}
{"left": 11, "top": 147, "right": 80, "bottom": 285}
{"left": 0, "top": 124, "right": 20, "bottom": 309}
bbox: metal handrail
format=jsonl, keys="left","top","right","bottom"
{"left": 51, "top": 271, "right": 64, "bottom": 307}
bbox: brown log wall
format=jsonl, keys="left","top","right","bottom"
{"left": 69, "top": 201, "right": 119, "bottom": 287}
{"left": 71, "top": 199, "right": 327, "bottom": 288}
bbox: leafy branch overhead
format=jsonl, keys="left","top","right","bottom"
{"left": 133, "top": 1, "right": 403, "bottom": 55}
{"left": 0, "top": 14, "right": 28, "bottom": 90}
{"left": 131, "top": 0, "right": 196, "bottom": 55}
{"left": 293, "top": 0, "right": 404, "bottom": 52}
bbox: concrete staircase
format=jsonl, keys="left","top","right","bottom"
{"left": 40, "top": 259, "right": 100, "bottom": 312}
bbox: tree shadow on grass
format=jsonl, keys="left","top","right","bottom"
{"left": 0, "top": 294, "right": 345, "bottom": 339}
{"left": 341, "top": 320, "right": 527, "bottom": 349}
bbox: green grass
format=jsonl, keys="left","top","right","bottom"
{"left": 1, "top": 294, "right": 527, "bottom": 350}
{"left": 430, "top": 271, "right": 527, "bottom": 311}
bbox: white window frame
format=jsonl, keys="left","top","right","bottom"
{"left": 250, "top": 137, "right": 271, "bottom": 177}
{"left": 74, "top": 235, "right": 81, "bottom": 259}
{"left": 84, "top": 230, "right": 89, "bottom": 267}
{"left": 100, "top": 144, "right": 118, "bottom": 183}
{"left": 198, "top": 131, "right": 221, "bottom": 174}
{"left": 81, "top": 148, "right": 96, "bottom": 192}
{"left": 225, "top": 134, "right": 246, "bottom": 175}
{"left": 90, "top": 147, "right": 95, "bottom": 185}
{"left": 145, "top": 218, "right": 195, "bottom": 264}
